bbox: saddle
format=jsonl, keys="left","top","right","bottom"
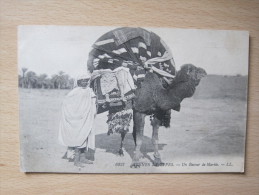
{"left": 91, "top": 68, "right": 176, "bottom": 114}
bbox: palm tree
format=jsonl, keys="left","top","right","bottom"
{"left": 69, "top": 78, "right": 74, "bottom": 89}
{"left": 45, "top": 78, "right": 54, "bottom": 89}
{"left": 51, "top": 71, "right": 65, "bottom": 89}
{"left": 63, "top": 74, "right": 72, "bottom": 89}
{"left": 18, "top": 75, "right": 23, "bottom": 88}
{"left": 26, "top": 71, "right": 37, "bottom": 88}
{"left": 37, "top": 74, "right": 48, "bottom": 89}
{"left": 21, "top": 68, "right": 28, "bottom": 88}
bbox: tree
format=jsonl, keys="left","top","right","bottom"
{"left": 18, "top": 69, "right": 74, "bottom": 89}
{"left": 62, "top": 74, "right": 74, "bottom": 89}
{"left": 45, "top": 78, "right": 54, "bottom": 89}
{"left": 21, "top": 68, "right": 28, "bottom": 88}
{"left": 68, "top": 78, "right": 74, "bottom": 89}
{"left": 37, "top": 74, "right": 48, "bottom": 89}
{"left": 51, "top": 71, "right": 65, "bottom": 89}
{"left": 26, "top": 71, "right": 37, "bottom": 88}
{"left": 18, "top": 75, "right": 23, "bottom": 88}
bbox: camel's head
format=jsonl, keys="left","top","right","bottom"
{"left": 176, "top": 64, "right": 207, "bottom": 86}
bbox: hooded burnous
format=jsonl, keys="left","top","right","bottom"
{"left": 58, "top": 72, "right": 96, "bottom": 150}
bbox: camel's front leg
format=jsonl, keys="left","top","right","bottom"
{"left": 151, "top": 117, "right": 163, "bottom": 166}
{"left": 131, "top": 111, "right": 145, "bottom": 168}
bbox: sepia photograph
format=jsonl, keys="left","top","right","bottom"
{"left": 18, "top": 26, "right": 249, "bottom": 173}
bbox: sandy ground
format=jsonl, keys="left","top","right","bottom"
{"left": 19, "top": 88, "right": 247, "bottom": 173}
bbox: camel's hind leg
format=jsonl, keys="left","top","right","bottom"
{"left": 151, "top": 117, "right": 163, "bottom": 166}
{"left": 131, "top": 110, "right": 145, "bottom": 168}
{"left": 118, "top": 131, "right": 126, "bottom": 156}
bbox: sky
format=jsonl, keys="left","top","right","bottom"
{"left": 18, "top": 26, "right": 249, "bottom": 78}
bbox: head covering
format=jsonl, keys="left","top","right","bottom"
{"left": 73, "top": 72, "right": 91, "bottom": 88}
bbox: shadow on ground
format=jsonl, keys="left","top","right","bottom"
{"left": 96, "top": 133, "right": 167, "bottom": 163}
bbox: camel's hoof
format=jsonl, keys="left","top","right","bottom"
{"left": 130, "top": 161, "right": 141, "bottom": 168}
{"left": 80, "top": 158, "right": 93, "bottom": 164}
{"left": 74, "top": 161, "right": 85, "bottom": 168}
{"left": 130, "top": 151, "right": 144, "bottom": 168}
{"left": 133, "top": 151, "right": 144, "bottom": 160}
{"left": 153, "top": 157, "right": 164, "bottom": 167}
{"left": 118, "top": 148, "right": 124, "bottom": 156}
{"left": 62, "top": 152, "right": 68, "bottom": 159}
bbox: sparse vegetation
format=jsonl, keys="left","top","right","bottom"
{"left": 18, "top": 68, "right": 74, "bottom": 89}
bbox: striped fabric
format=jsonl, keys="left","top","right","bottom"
{"left": 88, "top": 27, "right": 176, "bottom": 131}
{"left": 87, "top": 27, "right": 176, "bottom": 82}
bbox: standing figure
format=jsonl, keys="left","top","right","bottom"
{"left": 58, "top": 73, "right": 97, "bottom": 167}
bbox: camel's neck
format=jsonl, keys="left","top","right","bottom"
{"left": 173, "top": 80, "right": 196, "bottom": 97}
{"left": 166, "top": 79, "right": 196, "bottom": 107}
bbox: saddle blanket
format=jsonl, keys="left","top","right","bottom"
{"left": 87, "top": 27, "right": 176, "bottom": 82}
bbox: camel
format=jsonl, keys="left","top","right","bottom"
{"left": 87, "top": 27, "right": 207, "bottom": 167}
{"left": 131, "top": 64, "right": 206, "bottom": 167}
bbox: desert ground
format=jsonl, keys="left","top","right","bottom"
{"left": 19, "top": 75, "right": 248, "bottom": 173}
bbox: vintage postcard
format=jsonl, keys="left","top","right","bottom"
{"left": 18, "top": 26, "right": 249, "bottom": 173}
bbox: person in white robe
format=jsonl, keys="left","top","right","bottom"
{"left": 58, "top": 72, "right": 96, "bottom": 167}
